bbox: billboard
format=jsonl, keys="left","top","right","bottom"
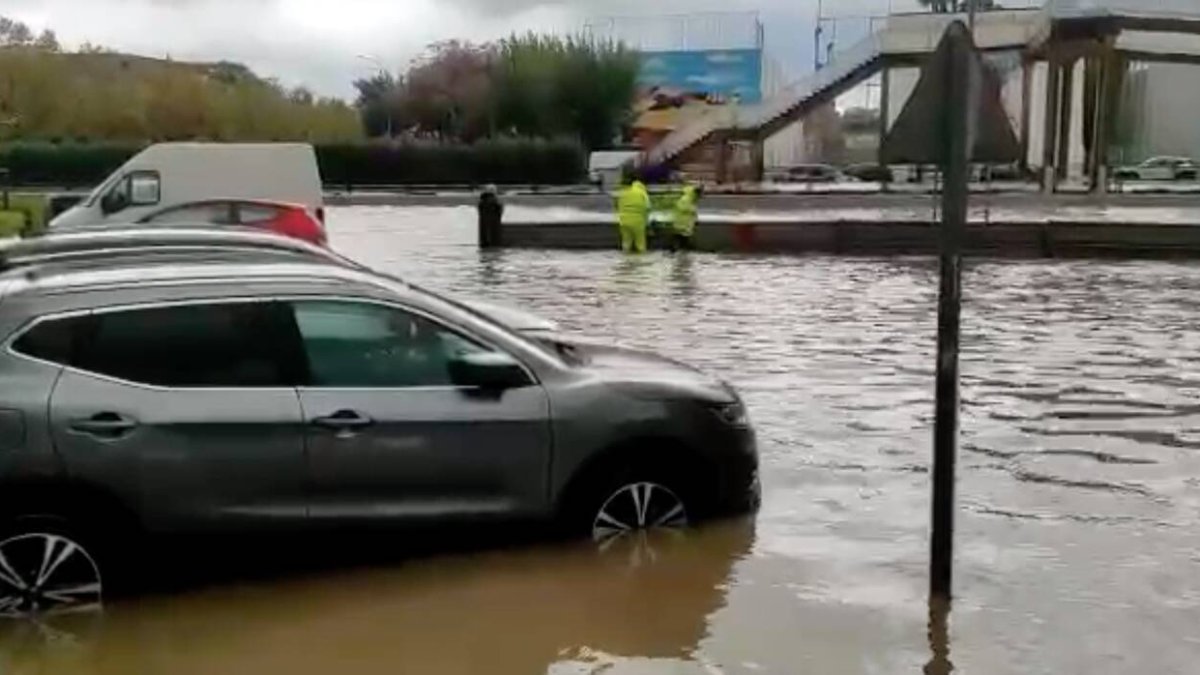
{"left": 637, "top": 49, "right": 763, "bottom": 104}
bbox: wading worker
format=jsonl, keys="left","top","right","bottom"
{"left": 671, "top": 184, "right": 702, "bottom": 251}
{"left": 615, "top": 173, "right": 651, "bottom": 254}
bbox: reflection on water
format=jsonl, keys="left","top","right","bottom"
{"left": 0, "top": 522, "right": 753, "bottom": 675}
{"left": 7, "top": 205, "right": 1200, "bottom": 673}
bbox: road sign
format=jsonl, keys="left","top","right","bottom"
{"left": 880, "top": 24, "right": 1020, "bottom": 166}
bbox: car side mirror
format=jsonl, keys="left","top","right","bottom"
{"left": 449, "top": 352, "right": 530, "bottom": 391}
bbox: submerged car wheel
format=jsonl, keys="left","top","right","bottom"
{"left": 0, "top": 527, "right": 103, "bottom": 617}
{"left": 591, "top": 481, "right": 689, "bottom": 543}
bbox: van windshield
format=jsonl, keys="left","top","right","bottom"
{"left": 84, "top": 171, "right": 123, "bottom": 208}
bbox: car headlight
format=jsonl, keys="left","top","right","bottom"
{"left": 711, "top": 401, "right": 750, "bottom": 427}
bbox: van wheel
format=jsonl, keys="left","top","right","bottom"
{"left": 0, "top": 518, "right": 104, "bottom": 618}
{"left": 564, "top": 460, "right": 698, "bottom": 543}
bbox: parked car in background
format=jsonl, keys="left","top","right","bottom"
{"left": 136, "top": 199, "right": 327, "bottom": 246}
{"left": 786, "top": 164, "right": 841, "bottom": 183}
{"left": 0, "top": 236, "right": 759, "bottom": 615}
{"left": 978, "top": 163, "right": 1031, "bottom": 182}
{"left": 843, "top": 163, "right": 894, "bottom": 183}
{"left": 1114, "top": 156, "right": 1198, "bottom": 182}
{"left": 49, "top": 143, "right": 324, "bottom": 230}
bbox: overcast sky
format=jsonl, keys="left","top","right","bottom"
{"left": 7, "top": 0, "right": 922, "bottom": 98}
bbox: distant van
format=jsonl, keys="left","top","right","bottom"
{"left": 588, "top": 150, "right": 640, "bottom": 190}
{"left": 50, "top": 143, "right": 324, "bottom": 229}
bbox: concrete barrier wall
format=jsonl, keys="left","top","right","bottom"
{"left": 500, "top": 219, "right": 1200, "bottom": 259}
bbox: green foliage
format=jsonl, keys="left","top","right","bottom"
{"left": 0, "top": 210, "right": 25, "bottom": 237}
{"left": 0, "top": 138, "right": 586, "bottom": 187}
{"left": 0, "top": 19, "right": 363, "bottom": 144}
{"left": 317, "top": 138, "right": 586, "bottom": 186}
{"left": 355, "top": 34, "right": 639, "bottom": 150}
{"left": 0, "top": 193, "right": 48, "bottom": 237}
{"left": 494, "top": 34, "right": 639, "bottom": 150}
{"left": 0, "top": 142, "right": 140, "bottom": 186}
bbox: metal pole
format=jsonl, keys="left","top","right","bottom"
{"left": 357, "top": 54, "right": 394, "bottom": 138}
{"left": 968, "top": 0, "right": 977, "bottom": 34}
{"left": 930, "top": 23, "right": 973, "bottom": 602}
{"left": 815, "top": 0, "right": 824, "bottom": 71}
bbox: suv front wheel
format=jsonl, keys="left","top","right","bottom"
{"left": 563, "top": 456, "right": 702, "bottom": 544}
{"left": 0, "top": 518, "right": 104, "bottom": 617}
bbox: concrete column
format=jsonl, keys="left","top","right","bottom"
{"left": 1090, "top": 46, "right": 1125, "bottom": 194}
{"left": 714, "top": 134, "right": 730, "bottom": 184}
{"left": 879, "top": 66, "right": 891, "bottom": 149}
{"left": 879, "top": 66, "right": 892, "bottom": 190}
{"left": 1056, "top": 59, "right": 1075, "bottom": 181}
{"left": 750, "top": 137, "right": 765, "bottom": 184}
{"left": 1019, "top": 59, "right": 1033, "bottom": 173}
{"left": 1041, "top": 53, "right": 1062, "bottom": 193}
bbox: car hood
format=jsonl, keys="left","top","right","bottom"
{"left": 458, "top": 298, "right": 559, "bottom": 334}
{"left": 567, "top": 341, "right": 736, "bottom": 403}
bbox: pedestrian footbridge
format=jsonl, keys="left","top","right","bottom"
{"left": 644, "top": 1, "right": 1200, "bottom": 184}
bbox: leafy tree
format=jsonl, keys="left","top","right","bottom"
{"left": 355, "top": 34, "right": 638, "bottom": 149}
{"left": 34, "top": 29, "right": 58, "bottom": 52}
{"left": 353, "top": 72, "right": 399, "bottom": 138}
{"left": 0, "top": 17, "right": 33, "bottom": 46}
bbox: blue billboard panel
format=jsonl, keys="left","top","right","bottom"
{"left": 637, "top": 49, "right": 763, "bottom": 104}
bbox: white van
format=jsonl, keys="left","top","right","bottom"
{"left": 588, "top": 150, "right": 639, "bottom": 190}
{"left": 50, "top": 143, "right": 323, "bottom": 229}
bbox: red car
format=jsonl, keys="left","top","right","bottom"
{"left": 136, "top": 199, "right": 327, "bottom": 246}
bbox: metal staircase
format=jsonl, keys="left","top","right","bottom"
{"left": 644, "top": 33, "right": 885, "bottom": 167}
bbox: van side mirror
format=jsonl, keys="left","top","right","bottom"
{"left": 101, "top": 172, "right": 160, "bottom": 216}
{"left": 448, "top": 352, "right": 530, "bottom": 391}
{"left": 128, "top": 172, "right": 161, "bottom": 206}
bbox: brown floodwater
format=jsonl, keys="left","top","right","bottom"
{"left": 5, "top": 205, "right": 1200, "bottom": 674}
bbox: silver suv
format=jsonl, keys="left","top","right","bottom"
{"left": 0, "top": 231, "right": 759, "bottom": 615}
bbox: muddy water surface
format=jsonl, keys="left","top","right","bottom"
{"left": 5, "top": 205, "right": 1200, "bottom": 674}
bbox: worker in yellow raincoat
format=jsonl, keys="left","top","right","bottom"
{"left": 615, "top": 176, "right": 651, "bottom": 254}
{"left": 670, "top": 184, "right": 702, "bottom": 251}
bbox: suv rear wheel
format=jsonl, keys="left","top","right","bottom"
{"left": 0, "top": 518, "right": 104, "bottom": 617}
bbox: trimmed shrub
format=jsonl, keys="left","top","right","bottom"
{"left": 0, "top": 138, "right": 587, "bottom": 188}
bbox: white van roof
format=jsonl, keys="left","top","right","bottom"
{"left": 90, "top": 142, "right": 323, "bottom": 210}
{"left": 589, "top": 151, "right": 639, "bottom": 172}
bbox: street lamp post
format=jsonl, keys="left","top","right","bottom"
{"left": 357, "top": 54, "right": 394, "bottom": 138}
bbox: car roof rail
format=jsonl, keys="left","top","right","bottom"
{"left": 3, "top": 224, "right": 353, "bottom": 269}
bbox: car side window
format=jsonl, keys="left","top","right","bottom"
{"left": 290, "top": 301, "right": 489, "bottom": 388}
{"left": 238, "top": 204, "right": 283, "bottom": 225}
{"left": 144, "top": 202, "right": 237, "bottom": 225}
{"left": 42, "top": 302, "right": 294, "bottom": 387}
{"left": 11, "top": 315, "right": 90, "bottom": 365}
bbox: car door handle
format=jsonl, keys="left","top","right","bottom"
{"left": 70, "top": 413, "right": 137, "bottom": 438}
{"left": 312, "top": 410, "right": 374, "bottom": 431}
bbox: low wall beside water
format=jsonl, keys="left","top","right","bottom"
{"left": 497, "top": 215, "right": 1200, "bottom": 259}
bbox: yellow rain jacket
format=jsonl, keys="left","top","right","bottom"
{"left": 672, "top": 186, "right": 699, "bottom": 237}
{"left": 615, "top": 181, "right": 651, "bottom": 253}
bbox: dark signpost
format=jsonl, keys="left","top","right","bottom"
{"left": 880, "top": 21, "right": 1020, "bottom": 603}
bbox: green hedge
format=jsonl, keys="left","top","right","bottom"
{"left": 0, "top": 138, "right": 587, "bottom": 187}
{"left": 0, "top": 142, "right": 138, "bottom": 188}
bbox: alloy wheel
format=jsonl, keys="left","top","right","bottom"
{"left": 591, "top": 481, "right": 688, "bottom": 543}
{"left": 0, "top": 533, "right": 103, "bottom": 617}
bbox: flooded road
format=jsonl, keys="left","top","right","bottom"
{"left": 7, "top": 205, "right": 1200, "bottom": 673}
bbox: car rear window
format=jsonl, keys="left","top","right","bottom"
{"left": 11, "top": 315, "right": 90, "bottom": 366}
{"left": 13, "top": 302, "right": 298, "bottom": 388}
